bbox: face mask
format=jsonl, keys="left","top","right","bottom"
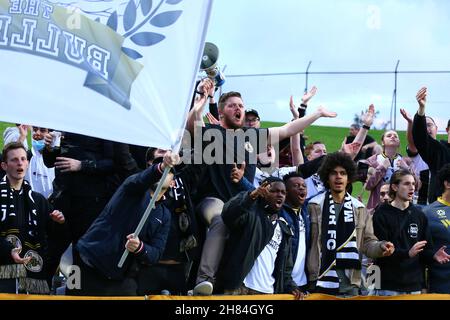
{"left": 32, "top": 139, "right": 45, "bottom": 152}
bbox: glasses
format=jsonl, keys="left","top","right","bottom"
{"left": 246, "top": 118, "right": 260, "bottom": 123}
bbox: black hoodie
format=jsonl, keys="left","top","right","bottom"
{"left": 373, "top": 203, "right": 434, "bottom": 292}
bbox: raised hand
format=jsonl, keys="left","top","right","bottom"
{"left": 206, "top": 112, "right": 220, "bottom": 125}
{"left": 161, "top": 150, "right": 180, "bottom": 170}
{"left": 416, "top": 87, "right": 427, "bottom": 109}
{"left": 302, "top": 86, "right": 317, "bottom": 105}
{"left": 433, "top": 246, "right": 450, "bottom": 264}
{"left": 289, "top": 96, "right": 300, "bottom": 119}
{"left": 197, "top": 78, "right": 214, "bottom": 96}
{"left": 317, "top": 106, "right": 337, "bottom": 118}
{"left": 361, "top": 104, "right": 375, "bottom": 127}
{"left": 18, "top": 124, "right": 29, "bottom": 138}
{"left": 341, "top": 141, "right": 362, "bottom": 155}
{"left": 258, "top": 145, "right": 276, "bottom": 166}
{"left": 400, "top": 108, "right": 413, "bottom": 124}
{"left": 250, "top": 181, "right": 270, "bottom": 200}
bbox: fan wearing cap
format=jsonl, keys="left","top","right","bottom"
{"left": 245, "top": 109, "right": 261, "bottom": 128}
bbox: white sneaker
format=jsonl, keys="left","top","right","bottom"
{"left": 193, "top": 281, "right": 213, "bottom": 296}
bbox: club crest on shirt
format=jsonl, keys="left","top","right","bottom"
{"left": 408, "top": 223, "right": 418, "bottom": 238}
{"left": 436, "top": 210, "right": 446, "bottom": 218}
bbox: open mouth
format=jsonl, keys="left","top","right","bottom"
{"left": 17, "top": 168, "right": 24, "bottom": 174}
{"left": 275, "top": 199, "right": 283, "bottom": 206}
{"left": 234, "top": 111, "right": 241, "bottom": 121}
{"left": 408, "top": 192, "right": 414, "bottom": 198}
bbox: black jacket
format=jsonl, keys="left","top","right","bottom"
{"left": 373, "top": 203, "right": 434, "bottom": 292}
{"left": 43, "top": 133, "right": 136, "bottom": 199}
{"left": 75, "top": 164, "right": 171, "bottom": 280}
{"left": 218, "top": 191, "right": 298, "bottom": 293}
{"left": 412, "top": 113, "right": 450, "bottom": 203}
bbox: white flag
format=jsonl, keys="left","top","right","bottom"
{"left": 0, "top": 0, "right": 213, "bottom": 149}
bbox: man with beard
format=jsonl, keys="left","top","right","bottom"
{"left": 187, "top": 79, "right": 337, "bottom": 295}
{"left": 218, "top": 177, "right": 302, "bottom": 298}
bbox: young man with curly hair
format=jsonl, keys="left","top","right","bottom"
{"left": 306, "top": 152, "right": 395, "bottom": 296}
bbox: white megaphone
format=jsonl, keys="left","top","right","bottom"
{"left": 200, "top": 42, "right": 225, "bottom": 87}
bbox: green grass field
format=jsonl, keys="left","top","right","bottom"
{"left": 1, "top": 121, "right": 446, "bottom": 204}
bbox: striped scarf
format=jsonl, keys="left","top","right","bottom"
{"left": 316, "top": 192, "right": 361, "bottom": 295}
{"left": 0, "top": 176, "right": 49, "bottom": 294}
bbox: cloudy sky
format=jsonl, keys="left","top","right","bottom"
{"left": 205, "top": 0, "right": 450, "bottom": 131}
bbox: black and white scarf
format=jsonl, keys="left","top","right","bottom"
{"left": 316, "top": 192, "right": 361, "bottom": 295}
{"left": 0, "top": 176, "right": 49, "bottom": 294}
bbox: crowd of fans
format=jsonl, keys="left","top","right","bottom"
{"left": 0, "top": 82, "right": 449, "bottom": 298}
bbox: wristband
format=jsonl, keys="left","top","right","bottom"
{"left": 195, "top": 90, "right": 205, "bottom": 96}
{"left": 300, "top": 103, "right": 307, "bottom": 109}
{"left": 362, "top": 124, "right": 370, "bottom": 130}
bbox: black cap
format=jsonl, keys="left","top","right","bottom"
{"left": 245, "top": 109, "right": 260, "bottom": 119}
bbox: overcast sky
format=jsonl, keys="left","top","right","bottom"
{"left": 205, "top": 0, "right": 450, "bottom": 131}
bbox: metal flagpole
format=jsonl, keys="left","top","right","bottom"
{"left": 117, "top": 131, "right": 184, "bottom": 268}
{"left": 117, "top": 165, "right": 172, "bottom": 268}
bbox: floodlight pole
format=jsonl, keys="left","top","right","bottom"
{"left": 305, "top": 61, "right": 312, "bottom": 94}
{"left": 393, "top": 60, "right": 400, "bottom": 130}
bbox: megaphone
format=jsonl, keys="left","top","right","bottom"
{"left": 200, "top": 42, "right": 225, "bottom": 87}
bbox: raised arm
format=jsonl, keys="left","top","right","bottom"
{"left": 289, "top": 96, "right": 303, "bottom": 165}
{"left": 186, "top": 78, "right": 213, "bottom": 135}
{"left": 400, "top": 108, "right": 418, "bottom": 154}
{"left": 268, "top": 106, "right": 336, "bottom": 144}
{"left": 348, "top": 104, "right": 375, "bottom": 159}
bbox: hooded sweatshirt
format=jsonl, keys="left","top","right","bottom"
{"left": 373, "top": 203, "right": 434, "bottom": 292}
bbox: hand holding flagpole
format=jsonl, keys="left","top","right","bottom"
{"left": 117, "top": 150, "right": 179, "bottom": 268}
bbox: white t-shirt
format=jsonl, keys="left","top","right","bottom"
{"left": 25, "top": 143, "right": 55, "bottom": 198}
{"left": 244, "top": 221, "right": 282, "bottom": 293}
{"left": 292, "top": 213, "right": 308, "bottom": 286}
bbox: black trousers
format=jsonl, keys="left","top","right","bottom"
{"left": 46, "top": 195, "right": 110, "bottom": 288}
{"left": 137, "top": 263, "right": 187, "bottom": 296}
{"left": 66, "top": 250, "right": 137, "bottom": 297}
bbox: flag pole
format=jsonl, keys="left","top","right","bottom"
{"left": 117, "top": 165, "right": 172, "bottom": 268}
{"left": 117, "top": 128, "right": 185, "bottom": 268}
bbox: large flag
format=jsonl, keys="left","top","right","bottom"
{"left": 0, "top": 0, "right": 213, "bottom": 149}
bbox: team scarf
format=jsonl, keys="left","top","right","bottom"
{"left": 0, "top": 176, "right": 49, "bottom": 294}
{"left": 316, "top": 192, "right": 361, "bottom": 295}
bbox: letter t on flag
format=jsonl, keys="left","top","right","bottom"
{"left": 0, "top": 0, "right": 214, "bottom": 150}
